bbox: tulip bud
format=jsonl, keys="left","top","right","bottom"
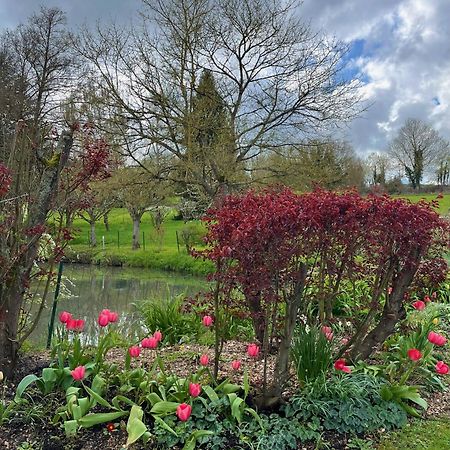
{"left": 202, "top": 315, "right": 213, "bottom": 327}
{"left": 231, "top": 360, "right": 241, "bottom": 371}
{"left": 247, "top": 344, "right": 260, "bottom": 358}
{"left": 189, "top": 383, "right": 201, "bottom": 397}
{"left": 59, "top": 311, "right": 72, "bottom": 324}
{"left": 142, "top": 337, "right": 158, "bottom": 349}
{"left": 153, "top": 330, "right": 163, "bottom": 342}
{"left": 71, "top": 366, "right": 86, "bottom": 381}
{"left": 108, "top": 311, "right": 119, "bottom": 323}
{"left": 199, "top": 354, "right": 209, "bottom": 366}
{"left": 129, "top": 346, "right": 140, "bottom": 358}
{"left": 176, "top": 403, "right": 192, "bottom": 421}
{"left": 98, "top": 314, "right": 109, "bottom": 327}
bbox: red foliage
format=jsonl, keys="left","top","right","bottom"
{"left": 0, "top": 164, "right": 12, "bottom": 197}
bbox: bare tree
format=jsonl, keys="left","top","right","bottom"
{"left": 366, "top": 152, "right": 391, "bottom": 186}
{"left": 75, "top": 0, "right": 363, "bottom": 201}
{"left": 388, "top": 118, "right": 449, "bottom": 190}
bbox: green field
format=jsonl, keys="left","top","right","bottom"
{"left": 67, "top": 209, "right": 213, "bottom": 275}
{"left": 396, "top": 193, "right": 450, "bottom": 215}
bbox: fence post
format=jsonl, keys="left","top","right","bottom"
{"left": 117, "top": 230, "right": 120, "bottom": 248}
{"left": 176, "top": 230, "right": 180, "bottom": 253}
{"left": 46, "top": 261, "right": 64, "bottom": 349}
{"left": 142, "top": 231, "right": 145, "bottom": 251}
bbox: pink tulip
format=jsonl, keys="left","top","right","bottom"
{"left": 153, "top": 330, "right": 163, "bottom": 342}
{"left": 202, "top": 315, "right": 213, "bottom": 327}
{"left": 100, "top": 309, "right": 111, "bottom": 316}
{"left": 334, "top": 359, "right": 351, "bottom": 373}
{"left": 66, "top": 318, "right": 77, "bottom": 330}
{"left": 59, "top": 311, "right": 72, "bottom": 324}
{"left": 108, "top": 311, "right": 119, "bottom": 323}
{"left": 189, "top": 383, "right": 201, "bottom": 397}
{"left": 428, "top": 331, "right": 447, "bottom": 346}
{"left": 424, "top": 295, "right": 431, "bottom": 303}
{"left": 231, "top": 360, "right": 241, "bottom": 371}
{"left": 176, "top": 403, "right": 192, "bottom": 421}
{"left": 388, "top": 287, "right": 393, "bottom": 295}
{"left": 407, "top": 348, "right": 422, "bottom": 361}
{"left": 436, "top": 361, "right": 449, "bottom": 375}
{"left": 412, "top": 300, "right": 425, "bottom": 311}
{"left": 199, "top": 354, "right": 209, "bottom": 366}
{"left": 75, "top": 319, "right": 85, "bottom": 332}
{"left": 247, "top": 344, "right": 260, "bottom": 358}
{"left": 341, "top": 337, "right": 349, "bottom": 345}
{"left": 129, "top": 346, "right": 140, "bottom": 358}
{"left": 142, "top": 337, "right": 158, "bottom": 349}
{"left": 71, "top": 366, "right": 86, "bottom": 381}
{"left": 321, "top": 326, "right": 333, "bottom": 341}
{"left": 98, "top": 314, "right": 109, "bottom": 327}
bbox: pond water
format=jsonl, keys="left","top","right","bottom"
{"left": 30, "top": 264, "right": 207, "bottom": 346}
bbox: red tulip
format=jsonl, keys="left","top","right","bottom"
{"left": 247, "top": 344, "right": 260, "bottom": 358}
{"left": 98, "top": 314, "right": 109, "bottom": 327}
{"left": 407, "top": 348, "right": 422, "bottom": 361}
{"left": 428, "top": 331, "right": 447, "bottom": 346}
{"left": 142, "top": 337, "right": 158, "bottom": 349}
{"left": 71, "top": 365, "right": 86, "bottom": 381}
{"left": 202, "top": 315, "right": 213, "bottom": 327}
{"left": 66, "top": 318, "right": 77, "bottom": 330}
{"left": 424, "top": 295, "right": 431, "bottom": 303}
{"left": 100, "top": 309, "right": 111, "bottom": 316}
{"left": 340, "top": 337, "right": 349, "bottom": 345}
{"left": 153, "top": 330, "right": 163, "bottom": 342}
{"left": 176, "top": 403, "right": 192, "bottom": 421}
{"left": 412, "top": 300, "right": 425, "bottom": 311}
{"left": 199, "top": 354, "right": 209, "bottom": 366}
{"left": 129, "top": 346, "right": 140, "bottom": 358}
{"left": 321, "top": 326, "right": 333, "bottom": 341}
{"left": 59, "top": 311, "right": 72, "bottom": 324}
{"left": 189, "top": 383, "right": 201, "bottom": 397}
{"left": 334, "top": 359, "right": 351, "bottom": 373}
{"left": 231, "top": 360, "right": 241, "bottom": 370}
{"left": 108, "top": 311, "right": 119, "bottom": 323}
{"left": 436, "top": 361, "right": 449, "bottom": 375}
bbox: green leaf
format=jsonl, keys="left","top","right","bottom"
{"left": 84, "top": 385, "right": 114, "bottom": 410}
{"left": 15, "top": 374, "right": 39, "bottom": 400}
{"left": 78, "top": 410, "right": 128, "bottom": 428}
{"left": 154, "top": 415, "right": 178, "bottom": 437}
{"left": 380, "top": 385, "right": 393, "bottom": 401}
{"left": 146, "top": 392, "right": 163, "bottom": 406}
{"left": 64, "top": 419, "right": 78, "bottom": 437}
{"left": 126, "top": 405, "right": 148, "bottom": 447}
{"left": 150, "top": 401, "right": 179, "bottom": 415}
{"left": 203, "top": 386, "right": 219, "bottom": 402}
{"left": 112, "top": 395, "right": 135, "bottom": 410}
{"left": 90, "top": 375, "right": 106, "bottom": 396}
{"left": 221, "top": 383, "right": 241, "bottom": 394}
{"left": 229, "top": 396, "right": 243, "bottom": 423}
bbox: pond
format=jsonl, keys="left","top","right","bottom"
{"left": 30, "top": 264, "right": 207, "bottom": 347}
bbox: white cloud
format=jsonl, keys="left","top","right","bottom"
{"left": 302, "top": 0, "right": 450, "bottom": 157}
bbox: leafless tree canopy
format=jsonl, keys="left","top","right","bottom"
{"left": 75, "top": 0, "right": 364, "bottom": 199}
{"left": 388, "top": 118, "right": 449, "bottom": 190}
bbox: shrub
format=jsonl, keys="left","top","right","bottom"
{"left": 180, "top": 222, "right": 206, "bottom": 253}
{"left": 198, "top": 187, "right": 448, "bottom": 406}
{"left": 136, "top": 295, "right": 202, "bottom": 344}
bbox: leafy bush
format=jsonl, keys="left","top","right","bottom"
{"left": 283, "top": 374, "right": 407, "bottom": 435}
{"left": 291, "top": 324, "right": 333, "bottom": 387}
{"left": 180, "top": 222, "right": 206, "bottom": 253}
{"left": 136, "top": 294, "right": 203, "bottom": 345}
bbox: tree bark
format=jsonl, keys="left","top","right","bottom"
{"left": 132, "top": 216, "right": 141, "bottom": 250}
{"left": 90, "top": 221, "right": 97, "bottom": 247}
{"left": 353, "top": 250, "right": 420, "bottom": 360}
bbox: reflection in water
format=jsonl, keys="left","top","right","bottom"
{"left": 30, "top": 264, "right": 206, "bottom": 346}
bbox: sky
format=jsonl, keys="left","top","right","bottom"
{"left": 1, "top": 0, "right": 450, "bottom": 157}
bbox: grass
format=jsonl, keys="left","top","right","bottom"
{"left": 378, "top": 418, "right": 450, "bottom": 450}
{"left": 396, "top": 193, "right": 450, "bottom": 215}
{"left": 66, "top": 208, "right": 213, "bottom": 275}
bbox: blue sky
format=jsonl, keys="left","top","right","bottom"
{"left": 1, "top": 0, "right": 449, "bottom": 158}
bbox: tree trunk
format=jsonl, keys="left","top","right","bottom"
{"left": 132, "top": 217, "right": 141, "bottom": 250}
{"left": 353, "top": 250, "right": 420, "bottom": 360}
{"left": 90, "top": 221, "right": 97, "bottom": 247}
{"left": 0, "top": 275, "right": 23, "bottom": 378}
{"left": 246, "top": 291, "right": 265, "bottom": 343}
{"left": 0, "top": 128, "right": 73, "bottom": 376}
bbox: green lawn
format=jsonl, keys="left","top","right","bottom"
{"left": 378, "top": 418, "right": 450, "bottom": 450}
{"left": 396, "top": 193, "right": 450, "bottom": 215}
{"left": 67, "top": 209, "right": 213, "bottom": 275}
